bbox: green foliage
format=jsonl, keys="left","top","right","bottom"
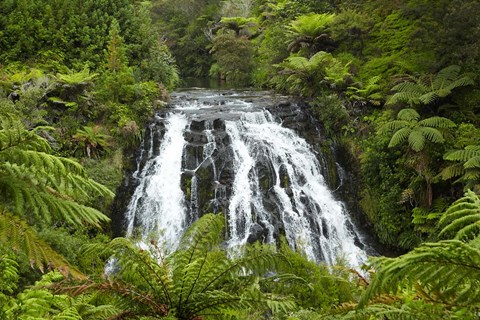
{"left": 441, "top": 145, "right": 480, "bottom": 189}
{"left": 351, "top": 190, "right": 480, "bottom": 319}
{"left": 60, "top": 214, "right": 297, "bottom": 319}
{"left": 287, "top": 13, "right": 336, "bottom": 55}
{"left": 2, "top": 271, "right": 119, "bottom": 320}
{"left": 380, "top": 108, "right": 455, "bottom": 152}
{"left": 310, "top": 93, "right": 348, "bottom": 136}
{"left": 438, "top": 190, "right": 480, "bottom": 241}
{"left": 72, "top": 126, "right": 111, "bottom": 159}
{"left": 274, "top": 51, "right": 351, "bottom": 97}
{"left": 273, "top": 239, "right": 356, "bottom": 312}
{"left": 210, "top": 30, "right": 254, "bottom": 84}
{"left": 0, "top": 111, "right": 112, "bottom": 275}
{"left": 387, "top": 65, "right": 474, "bottom": 107}
{"left": 346, "top": 76, "right": 384, "bottom": 106}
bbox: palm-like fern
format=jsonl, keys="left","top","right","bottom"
{"left": 0, "top": 113, "right": 113, "bottom": 276}
{"left": 380, "top": 108, "right": 455, "bottom": 152}
{"left": 441, "top": 145, "right": 480, "bottom": 189}
{"left": 438, "top": 190, "right": 480, "bottom": 241}
{"left": 72, "top": 126, "right": 111, "bottom": 159}
{"left": 356, "top": 190, "right": 480, "bottom": 317}
{"left": 288, "top": 13, "right": 335, "bottom": 53}
{"left": 2, "top": 270, "right": 120, "bottom": 320}
{"left": 275, "top": 51, "right": 350, "bottom": 96}
{"left": 58, "top": 214, "right": 297, "bottom": 319}
{"left": 386, "top": 65, "right": 474, "bottom": 106}
{"left": 346, "top": 76, "right": 383, "bottom": 106}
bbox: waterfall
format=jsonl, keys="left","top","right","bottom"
{"left": 124, "top": 89, "right": 368, "bottom": 267}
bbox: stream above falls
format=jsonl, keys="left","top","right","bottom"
{"left": 115, "top": 88, "right": 374, "bottom": 268}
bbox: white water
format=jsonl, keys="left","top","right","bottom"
{"left": 125, "top": 113, "right": 188, "bottom": 252}
{"left": 226, "top": 111, "right": 366, "bottom": 267}
{"left": 124, "top": 91, "right": 367, "bottom": 267}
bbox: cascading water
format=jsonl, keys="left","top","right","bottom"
{"left": 123, "top": 89, "right": 368, "bottom": 267}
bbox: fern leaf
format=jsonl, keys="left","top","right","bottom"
{"left": 0, "top": 210, "right": 85, "bottom": 278}
{"left": 361, "top": 240, "right": 480, "bottom": 307}
{"left": 464, "top": 156, "right": 480, "bottom": 169}
{"left": 438, "top": 190, "right": 480, "bottom": 241}
{"left": 397, "top": 108, "right": 420, "bottom": 121}
{"left": 388, "top": 127, "right": 411, "bottom": 148}
{"left": 380, "top": 120, "right": 409, "bottom": 133}
{"left": 408, "top": 129, "right": 425, "bottom": 152}
{"left": 418, "top": 116, "right": 455, "bottom": 128}
{"left": 439, "top": 163, "right": 465, "bottom": 180}
{"left": 419, "top": 127, "right": 444, "bottom": 144}
{"left": 419, "top": 92, "right": 439, "bottom": 105}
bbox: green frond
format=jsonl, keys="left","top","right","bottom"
{"left": 360, "top": 240, "right": 480, "bottom": 307}
{"left": 464, "top": 156, "right": 480, "bottom": 169}
{"left": 418, "top": 116, "right": 456, "bottom": 128}
{"left": 408, "top": 130, "right": 425, "bottom": 152}
{"left": 418, "top": 92, "right": 438, "bottom": 105}
{"left": 418, "top": 127, "right": 444, "bottom": 144}
{"left": 387, "top": 83, "right": 424, "bottom": 105}
{"left": 283, "top": 56, "right": 310, "bottom": 72}
{"left": 380, "top": 120, "right": 410, "bottom": 133}
{"left": 289, "top": 13, "right": 335, "bottom": 38}
{"left": 388, "top": 127, "right": 411, "bottom": 148}
{"left": 397, "top": 108, "right": 419, "bottom": 121}
{"left": 0, "top": 254, "right": 20, "bottom": 295}
{"left": 55, "top": 67, "right": 98, "bottom": 86}
{"left": 434, "top": 65, "right": 461, "bottom": 83}
{"left": 444, "top": 148, "right": 480, "bottom": 162}
{"left": 438, "top": 190, "right": 480, "bottom": 241}
{"left": 439, "top": 163, "right": 465, "bottom": 180}
{"left": 446, "top": 76, "right": 475, "bottom": 91}
{"left": 0, "top": 211, "right": 85, "bottom": 278}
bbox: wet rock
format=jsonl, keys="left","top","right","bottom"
{"left": 247, "top": 223, "right": 265, "bottom": 243}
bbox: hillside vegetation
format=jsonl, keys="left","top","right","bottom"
{"left": 1, "top": 0, "right": 480, "bottom": 319}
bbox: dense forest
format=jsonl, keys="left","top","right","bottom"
{"left": 1, "top": 0, "right": 479, "bottom": 319}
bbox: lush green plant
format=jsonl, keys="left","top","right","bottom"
{"left": 0, "top": 111, "right": 113, "bottom": 276}
{"left": 210, "top": 30, "right": 254, "bottom": 84}
{"left": 72, "top": 126, "right": 111, "bottom": 159}
{"left": 287, "top": 13, "right": 336, "bottom": 55}
{"left": 58, "top": 214, "right": 297, "bottom": 319}
{"left": 386, "top": 65, "right": 474, "bottom": 107}
{"left": 273, "top": 51, "right": 351, "bottom": 97}
{"left": 441, "top": 145, "right": 480, "bottom": 190}
{"left": 380, "top": 108, "right": 455, "bottom": 152}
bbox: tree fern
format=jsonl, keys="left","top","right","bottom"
{"left": 438, "top": 190, "right": 480, "bottom": 241}
{"left": 0, "top": 112, "right": 113, "bottom": 276}
{"left": 58, "top": 214, "right": 297, "bottom": 319}
{"left": 380, "top": 108, "right": 455, "bottom": 152}
{"left": 360, "top": 240, "right": 480, "bottom": 307}
{"left": 441, "top": 145, "right": 480, "bottom": 188}
{"left": 386, "top": 65, "right": 474, "bottom": 106}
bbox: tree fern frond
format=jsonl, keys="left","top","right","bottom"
{"left": 407, "top": 130, "right": 425, "bottom": 152}
{"left": 444, "top": 149, "right": 480, "bottom": 162}
{"left": 388, "top": 127, "right": 411, "bottom": 148}
{"left": 387, "top": 83, "right": 424, "bottom": 105}
{"left": 438, "top": 190, "right": 480, "bottom": 241}
{"left": 464, "top": 157, "right": 480, "bottom": 169}
{"left": 380, "top": 120, "right": 410, "bottom": 133}
{"left": 418, "top": 116, "right": 456, "bottom": 128}
{"left": 439, "top": 163, "right": 465, "bottom": 180}
{"left": 418, "top": 92, "right": 439, "bottom": 105}
{"left": 397, "top": 108, "right": 420, "bottom": 121}
{"left": 360, "top": 240, "right": 480, "bottom": 307}
{"left": 0, "top": 210, "right": 85, "bottom": 279}
{"left": 418, "top": 127, "right": 444, "bottom": 144}
{"left": 446, "top": 76, "right": 475, "bottom": 92}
